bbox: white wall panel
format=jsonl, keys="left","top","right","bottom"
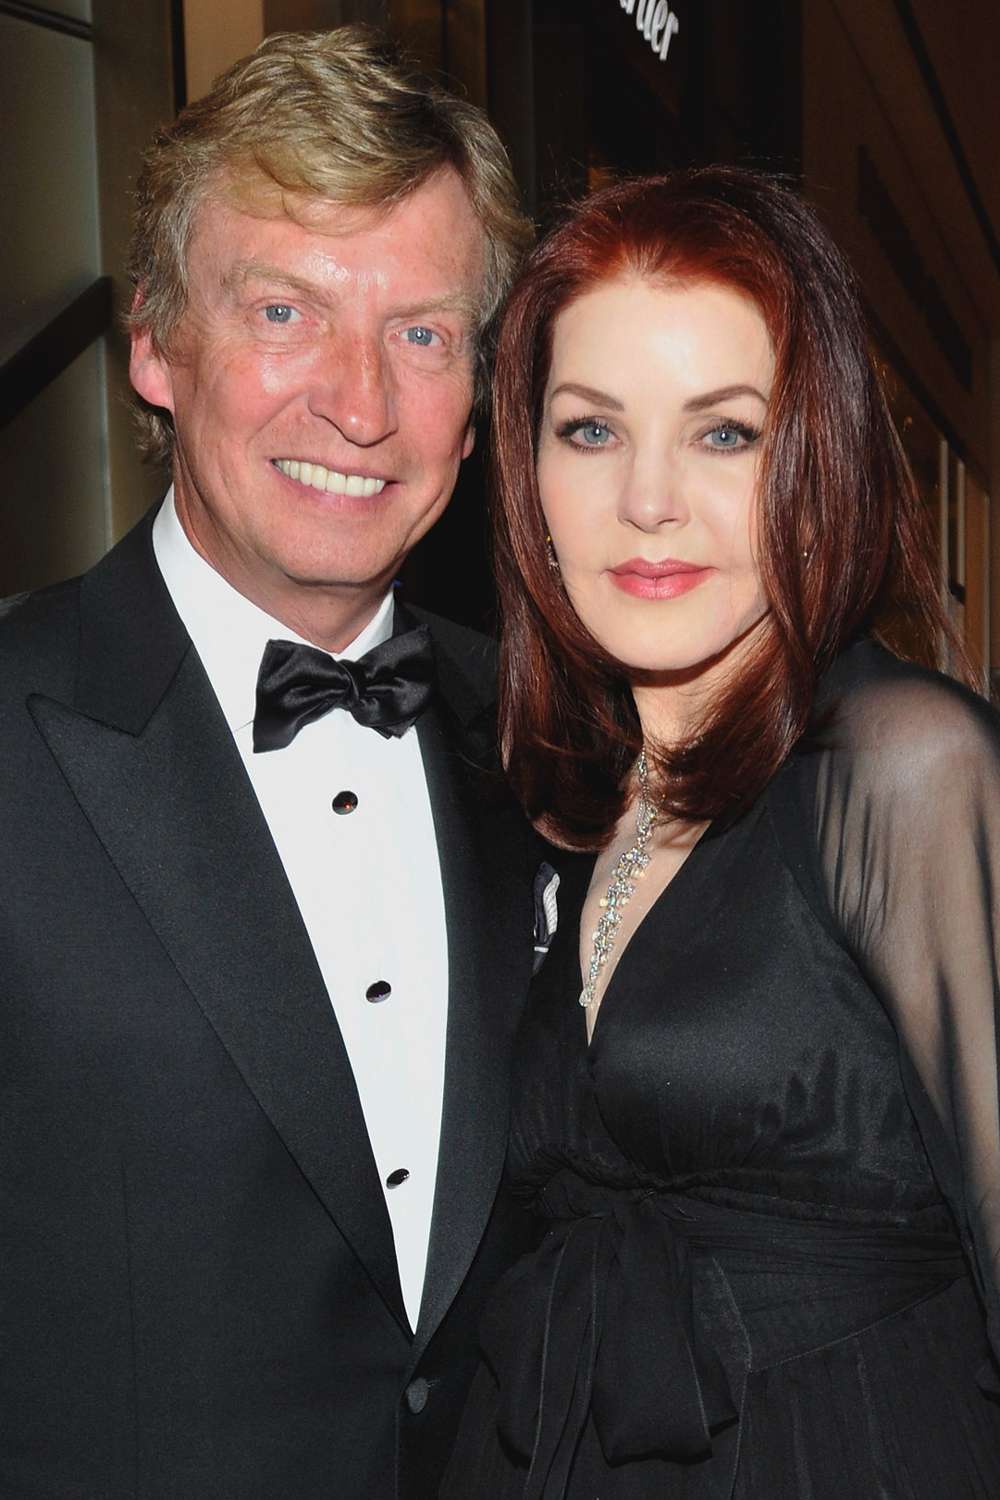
{"left": 1, "top": 16, "right": 100, "bottom": 360}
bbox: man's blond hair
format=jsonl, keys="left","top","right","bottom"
{"left": 128, "top": 26, "right": 532, "bottom": 461}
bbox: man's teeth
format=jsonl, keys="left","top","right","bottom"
{"left": 275, "top": 459, "right": 386, "bottom": 497}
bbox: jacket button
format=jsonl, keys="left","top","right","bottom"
{"left": 405, "top": 1377, "right": 429, "bottom": 1414}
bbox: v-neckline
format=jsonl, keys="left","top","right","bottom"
{"left": 580, "top": 818, "right": 715, "bottom": 1054}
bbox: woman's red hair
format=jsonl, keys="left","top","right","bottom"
{"left": 491, "top": 168, "right": 965, "bottom": 847}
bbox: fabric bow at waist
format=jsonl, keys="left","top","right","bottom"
{"left": 478, "top": 1170, "right": 967, "bottom": 1500}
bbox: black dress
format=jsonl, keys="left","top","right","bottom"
{"left": 442, "top": 640, "right": 1000, "bottom": 1499}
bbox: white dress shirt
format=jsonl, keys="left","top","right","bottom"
{"left": 153, "top": 492, "right": 448, "bottom": 1331}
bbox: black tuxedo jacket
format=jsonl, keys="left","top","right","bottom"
{"left": 0, "top": 512, "right": 540, "bottom": 1499}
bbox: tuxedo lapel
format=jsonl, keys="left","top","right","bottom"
{"left": 404, "top": 611, "right": 535, "bottom": 1361}
{"left": 31, "top": 518, "right": 408, "bottom": 1333}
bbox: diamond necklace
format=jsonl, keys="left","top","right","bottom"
{"left": 579, "top": 750, "right": 658, "bottom": 1009}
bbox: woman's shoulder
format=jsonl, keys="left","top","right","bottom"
{"left": 764, "top": 641, "right": 1000, "bottom": 931}
{"left": 806, "top": 637, "right": 1000, "bottom": 802}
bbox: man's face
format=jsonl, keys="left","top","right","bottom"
{"left": 131, "top": 169, "right": 484, "bottom": 638}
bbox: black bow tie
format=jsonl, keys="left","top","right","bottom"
{"left": 252, "top": 625, "right": 436, "bottom": 752}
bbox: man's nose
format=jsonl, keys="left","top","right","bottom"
{"left": 617, "top": 451, "right": 690, "bottom": 532}
{"left": 307, "top": 335, "right": 397, "bottom": 446}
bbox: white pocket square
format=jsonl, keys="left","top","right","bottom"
{"left": 532, "top": 862, "right": 560, "bottom": 974}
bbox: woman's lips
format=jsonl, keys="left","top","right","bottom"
{"left": 608, "top": 558, "right": 714, "bottom": 600}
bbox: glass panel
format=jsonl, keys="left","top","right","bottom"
{"left": 964, "top": 472, "right": 989, "bottom": 688}
{"left": 881, "top": 358, "right": 945, "bottom": 665}
{"left": 0, "top": 16, "right": 99, "bottom": 363}
{"left": 948, "top": 451, "right": 964, "bottom": 591}
{"left": 0, "top": 341, "right": 109, "bottom": 596}
{"left": 36, "top": 0, "right": 93, "bottom": 21}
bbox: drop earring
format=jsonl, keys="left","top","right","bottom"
{"left": 546, "top": 534, "right": 560, "bottom": 572}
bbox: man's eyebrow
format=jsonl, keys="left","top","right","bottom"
{"left": 548, "top": 382, "right": 625, "bottom": 411}
{"left": 389, "top": 294, "right": 479, "bottom": 324}
{"left": 683, "top": 383, "right": 768, "bottom": 411}
{"left": 220, "top": 261, "right": 320, "bottom": 297}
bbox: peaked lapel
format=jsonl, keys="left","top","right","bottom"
{"left": 30, "top": 515, "right": 408, "bottom": 1332}
{"left": 399, "top": 604, "right": 536, "bottom": 1362}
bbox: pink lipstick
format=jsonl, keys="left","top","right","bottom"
{"left": 608, "top": 558, "right": 714, "bottom": 600}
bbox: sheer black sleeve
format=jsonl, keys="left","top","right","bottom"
{"left": 776, "top": 642, "right": 1000, "bottom": 1370}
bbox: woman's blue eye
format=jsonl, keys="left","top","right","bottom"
{"left": 704, "top": 422, "right": 756, "bottom": 449}
{"left": 555, "top": 417, "right": 613, "bottom": 449}
{"left": 264, "top": 305, "right": 296, "bottom": 324}
{"left": 404, "top": 326, "right": 436, "bottom": 346}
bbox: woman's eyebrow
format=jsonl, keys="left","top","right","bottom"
{"left": 548, "top": 381, "right": 768, "bottom": 411}
{"left": 683, "top": 383, "right": 768, "bottom": 412}
{"left": 548, "top": 382, "right": 625, "bottom": 411}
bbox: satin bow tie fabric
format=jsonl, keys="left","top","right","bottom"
{"left": 252, "top": 625, "right": 435, "bottom": 752}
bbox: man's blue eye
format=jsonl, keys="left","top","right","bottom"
{"left": 264, "top": 305, "right": 295, "bottom": 324}
{"left": 405, "top": 326, "right": 436, "bottom": 346}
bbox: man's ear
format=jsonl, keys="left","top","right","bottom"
{"left": 128, "top": 295, "right": 176, "bottom": 413}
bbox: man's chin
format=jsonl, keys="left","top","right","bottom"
{"left": 280, "top": 571, "right": 397, "bottom": 596}
{"left": 270, "top": 551, "right": 403, "bottom": 600}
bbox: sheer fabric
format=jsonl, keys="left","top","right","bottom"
{"left": 788, "top": 645, "right": 1000, "bottom": 1369}
{"left": 442, "top": 641, "right": 1000, "bottom": 1499}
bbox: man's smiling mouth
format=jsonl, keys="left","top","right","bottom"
{"left": 273, "top": 459, "right": 388, "bottom": 497}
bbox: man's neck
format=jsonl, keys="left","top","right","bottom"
{"left": 244, "top": 584, "right": 388, "bottom": 653}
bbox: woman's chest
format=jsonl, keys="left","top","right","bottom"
{"left": 510, "top": 806, "right": 918, "bottom": 1187}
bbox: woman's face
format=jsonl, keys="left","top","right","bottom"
{"left": 537, "top": 276, "right": 774, "bottom": 690}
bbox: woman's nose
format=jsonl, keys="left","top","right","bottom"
{"left": 617, "top": 452, "right": 690, "bottom": 531}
